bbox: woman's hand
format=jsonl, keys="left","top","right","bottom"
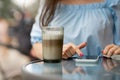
{"left": 102, "top": 44, "right": 120, "bottom": 57}
{"left": 62, "top": 42, "right": 87, "bottom": 59}
{"left": 32, "top": 43, "right": 43, "bottom": 59}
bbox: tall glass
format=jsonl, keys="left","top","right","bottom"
{"left": 42, "top": 27, "right": 64, "bottom": 63}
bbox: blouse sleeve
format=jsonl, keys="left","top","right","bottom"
{"left": 30, "top": 0, "right": 44, "bottom": 44}
{"left": 110, "top": 0, "right": 120, "bottom": 45}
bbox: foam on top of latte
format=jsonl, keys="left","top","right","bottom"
{"left": 42, "top": 31, "right": 63, "bottom": 40}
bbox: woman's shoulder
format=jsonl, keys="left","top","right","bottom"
{"left": 106, "top": 0, "right": 120, "bottom": 7}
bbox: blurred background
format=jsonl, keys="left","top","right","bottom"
{"left": 0, "top": 0, "right": 40, "bottom": 80}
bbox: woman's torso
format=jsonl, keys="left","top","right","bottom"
{"left": 49, "top": 0, "right": 118, "bottom": 56}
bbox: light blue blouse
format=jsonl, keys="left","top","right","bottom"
{"left": 31, "top": 0, "right": 120, "bottom": 56}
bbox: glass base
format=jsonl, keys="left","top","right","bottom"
{"left": 43, "top": 59, "right": 61, "bottom": 63}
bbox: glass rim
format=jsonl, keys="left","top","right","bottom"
{"left": 41, "top": 27, "right": 64, "bottom": 30}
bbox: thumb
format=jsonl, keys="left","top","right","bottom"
{"left": 77, "top": 42, "right": 87, "bottom": 49}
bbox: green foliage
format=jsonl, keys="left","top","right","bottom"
{"left": 0, "top": 0, "right": 13, "bottom": 18}
{"left": 0, "top": 0, "right": 40, "bottom": 19}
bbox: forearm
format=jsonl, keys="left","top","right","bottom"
{"left": 32, "top": 43, "right": 43, "bottom": 59}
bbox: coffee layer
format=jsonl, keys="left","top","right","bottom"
{"left": 43, "top": 39, "right": 63, "bottom": 60}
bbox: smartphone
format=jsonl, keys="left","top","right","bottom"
{"left": 74, "top": 56, "right": 99, "bottom": 63}
{"left": 111, "top": 55, "right": 120, "bottom": 60}
{"left": 102, "top": 55, "right": 120, "bottom": 60}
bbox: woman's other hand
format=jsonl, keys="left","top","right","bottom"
{"left": 32, "top": 43, "right": 43, "bottom": 59}
{"left": 62, "top": 42, "right": 87, "bottom": 59}
{"left": 102, "top": 44, "right": 120, "bottom": 58}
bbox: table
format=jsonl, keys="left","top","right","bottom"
{"left": 22, "top": 57, "right": 120, "bottom": 80}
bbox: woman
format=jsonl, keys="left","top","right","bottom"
{"left": 31, "top": 0, "right": 120, "bottom": 59}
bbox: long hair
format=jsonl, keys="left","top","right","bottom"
{"left": 40, "top": 0, "right": 59, "bottom": 27}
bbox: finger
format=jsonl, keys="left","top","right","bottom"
{"left": 63, "top": 45, "right": 74, "bottom": 57}
{"left": 77, "top": 42, "right": 87, "bottom": 49}
{"left": 62, "top": 53, "right": 69, "bottom": 59}
{"left": 114, "top": 48, "right": 120, "bottom": 54}
{"left": 103, "top": 44, "right": 114, "bottom": 55}
{"left": 75, "top": 48, "right": 84, "bottom": 57}
{"left": 62, "top": 50, "right": 67, "bottom": 58}
{"left": 63, "top": 43, "right": 77, "bottom": 58}
{"left": 69, "top": 47, "right": 76, "bottom": 56}
{"left": 65, "top": 50, "right": 73, "bottom": 57}
{"left": 62, "top": 44, "right": 71, "bottom": 55}
{"left": 63, "top": 45, "right": 69, "bottom": 51}
{"left": 107, "top": 46, "right": 119, "bottom": 57}
{"left": 68, "top": 43, "right": 83, "bottom": 56}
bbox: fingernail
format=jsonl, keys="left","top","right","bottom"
{"left": 79, "top": 53, "right": 84, "bottom": 57}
